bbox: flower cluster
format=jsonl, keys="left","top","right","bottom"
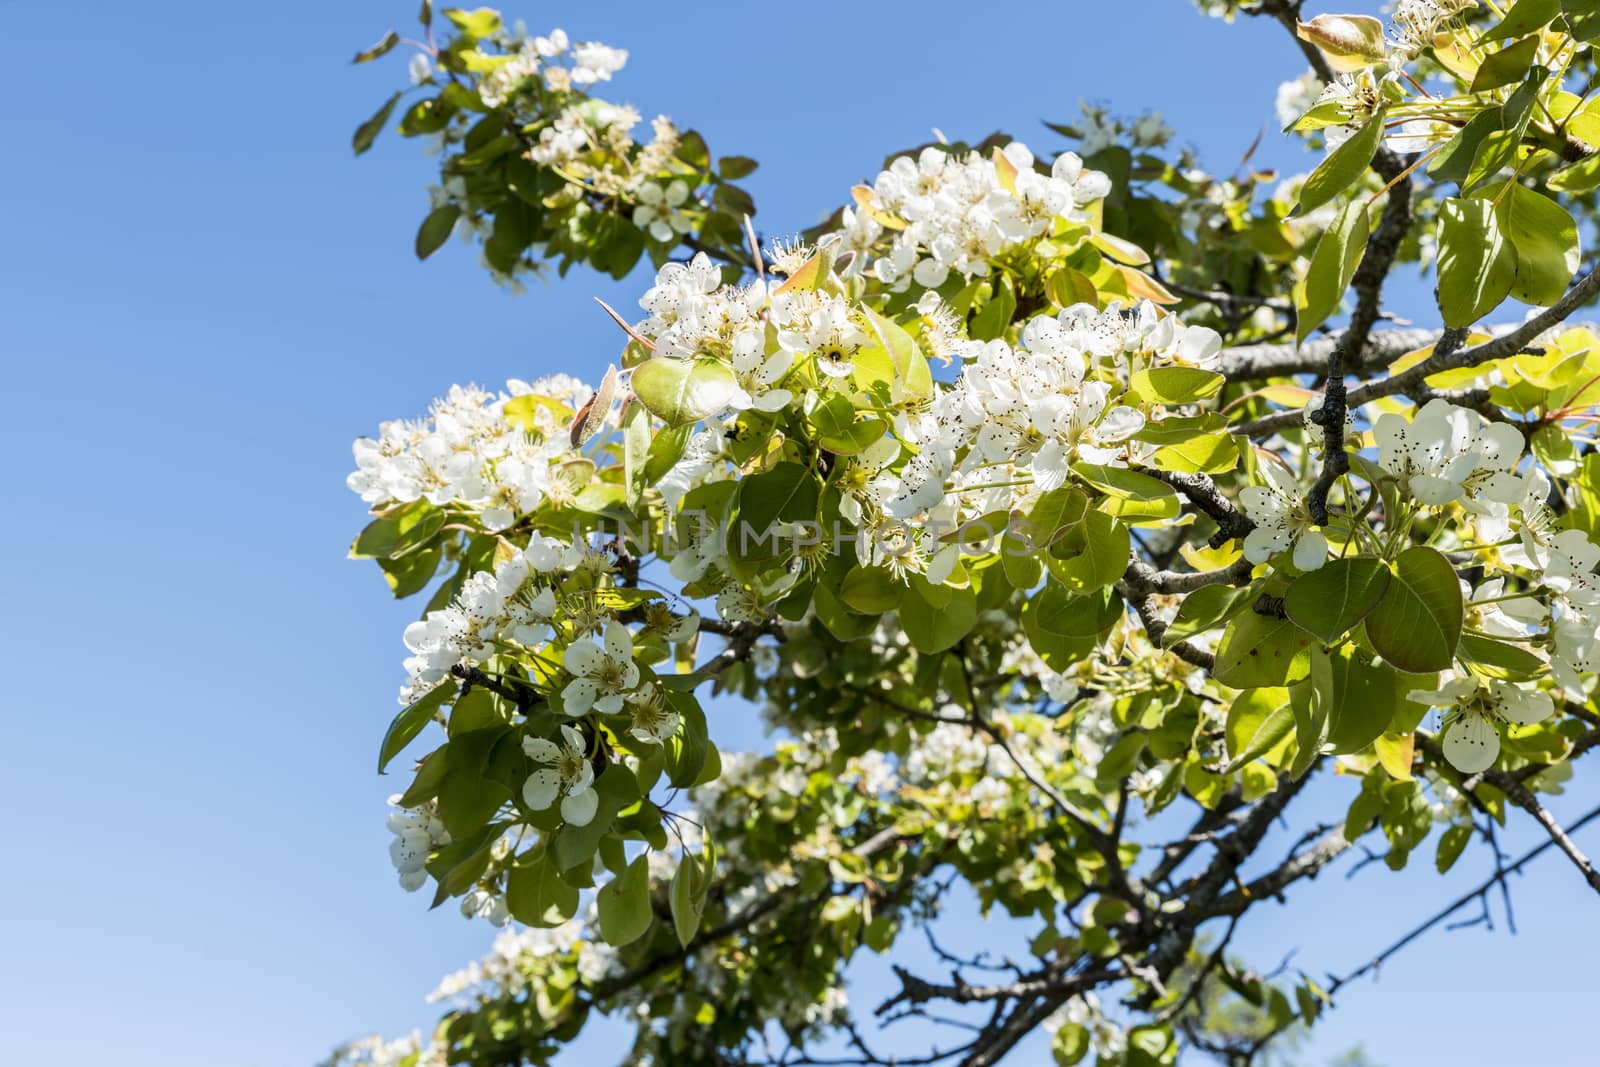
{"left": 396, "top": 536, "right": 581, "bottom": 705}
{"left": 1239, "top": 396, "right": 1600, "bottom": 773}
{"left": 1389, "top": 0, "right": 1473, "bottom": 60}
{"left": 476, "top": 27, "right": 627, "bottom": 108}
{"left": 326, "top": 1032, "right": 440, "bottom": 1067}
{"left": 346, "top": 377, "right": 593, "bottom": 532}
{"left": 1067, "top": 100, "right": 1176, "bottom": 155}
{"left": 886, "top": 299, "right": 1222, "bottom": 517}
{"left": 1241, "top": 460, "right": 1328, "bottom": 570}
{"left": 1374, "top": 399, "right": 1523, "bottom": 511}
{"left": 386, "top": 796, "right": 451, "bottom": 893}
{"left": 840, "top": 141, "right": 1112, "bottom": 291}
{"left": 637, "top": 253, "right": 765, "bottom": 362}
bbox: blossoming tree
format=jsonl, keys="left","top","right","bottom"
{"left": 335, "top": 2, "right": 1600, "bottom": 1064}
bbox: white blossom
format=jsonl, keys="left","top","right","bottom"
{"left": 1241, "top": 461, "right": 1327, "bottom": 571}
{"left": 522, "top": 724, "right": 599, "bottom": 826}
{"left": 561, "top": 621, "right": 640, "bottom": 715}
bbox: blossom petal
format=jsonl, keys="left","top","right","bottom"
{"left": 562, "top": 678, "right": 598, "bottom": 715}
{"left": 1292, "top": 530, "right": 1328, "bottom": 572}
{"left": 560, "top": 787, "right": 599, "bottom": 826}
{"left": 604, "top": 621, "right": 634, "bottom": 660}
{"left": 564, "top": 641, "right": 604, "bottom": 674}
{"left": 522, "top": 737, "right": 561, "bottom": 763}
{"left": 522, "top": 769, "right": 561, "bottom": 810}
{"left": 1409, "top": 474, "right": 1463, "bottom": 506}
{"left": 1442, "top": 712, "right": 1500, "bottom": 774}
{"left": 1243, "top": 526, "right": 1289, "bottom": 564}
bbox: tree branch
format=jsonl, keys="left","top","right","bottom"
{"left": 1305, "top": 166, "right": 1413, "bottom": 524}
{"left": 1221, "top": 327, "right": 1442, "bottom": 382}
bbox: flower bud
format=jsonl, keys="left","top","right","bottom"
{"left": 1296, "top": 14, "right": 1388, "bottom": 72}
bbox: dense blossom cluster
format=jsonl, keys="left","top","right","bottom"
{"left": 833, "top": 141, "right": 1113, "bottom": 290}
{"left": 347, "top": 377, "right": 592, "bottom": 531}
{"left": 386, "top": 796, "right": 451, "bottom": 893}
{"left": 394, "top": 535, "right": 587, "bottom": 705}
{"left": 888, "top": 301, "right": 1223, "bottom": 518}
{"left": 347, "top": 718, "right": 1113, "bottom": 1065}
{"left": 1237, "top": 393, "right": 1598, "bottom": 772}
{"left": 473, "top": 28, "right": 627, "bottom": 109}
{"left": 337, "top": 2, "right": 1600, "bottom": 1061}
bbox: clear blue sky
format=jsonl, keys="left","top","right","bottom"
{"left": 1, "top": 1, "right": 1594, "bottom": 1064}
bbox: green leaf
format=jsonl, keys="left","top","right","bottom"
{"left": 1288, "top": 676, "right": 1327, "bottom": 779}
{"left": 597, "top": 855, "right": 653, "bottom": 947}
{"left": 734, "top": 462, "right": 820, "bottom": 557}
{"left": 1316, "top": 648, "right": 1410, "bottom": 754}
{"left": 1129, "top": 366, "right": 1225, "bottom": 405}
{"left": 1165, "top": 583, "right": 1256, "bottom": 646}
{"left": 1096, "top": 733, "right": 1147, "bottom": 785}
{"left": 1296, "top": 201, "right": 1370, "bottom": 346}
{"left": 398, "top": 98, "right": 453, "bottom": 138}
{"left": 1437, "top": 197, "right": 1515, "bottom": 328}
{"left": 1288, "top": 99, "right": 1353, "bottom": 133}
{"left": 664, "top": 691, "right": 710, "bottom": 788}
{"left": 1284, "top": 557, "right": 1390, "bottom": 643}
{"left": 717, "top": 155, "right": 759, "bottom": 179}
{"left": 1465, "top": 72, "right": 1546, "bottom": 192}
{"left": 1458, "top": 633, "right": 1546, "bottom": 680}
{"left": 900, "top": 578, "right": 976, "bottom": 653}
{"left": 1214, "top": 611, "right": 1316, "bottom": 689}
{"left": 670, "top": 850, "right": 710, "bottom": 947}
{"left": 352, "top": 92, "right": 402, "bottom": 155}
{"left": 1047, "top": 509, "right": 1130, "bottom": 592}
{"left": 434, "top": 733, "right": 513, "bottom": 839}
{"left": 442, "top": 6, "right": 501, "bottom": 37}
{"left": 968, "top": 280, "right": 1017, "bottom": 341}
{"left": 398, "top": 746, "right": 449, "bottom": 807}
{"left": 1071, "top": 463, "right": 1179, "bottom": 522}
{"left": 1023, "top": 585, "right": 1121, "bottom": 668}
{"left": 643, "top": 424, "right": 693, "bottom": 485}
{"left": 1223, "top": 688, "right": 1295, "bottom": 769}
{"left": 840, "top": 566, "right": 904, "bottom": 614}
{"left": 1151, "top": 431, "right": 1239, "bottom": 475}
{"left": 676, "top": 129, "right": 711, "bottom": 169}
{"left": 1028, "top": 487, "right": 1090, "bottom": 548}
{"left": 506, "top": 847, "right": 579, "bottom": 926}
{"left": 1293, "top": 109, "right": 1384, "bottom": 218}
{"left": 379, "top": 543, "right": 443, "bottom": 598}
{"left": 1001, "top": 525, "right": 1043, "bottom": 590}
{"left": 1470, "top": 35, "right": 1541, "bottom": 92}
{"left": 857, "top": 305, "right": 933, "bottom": 400}
{"left": 1493, "top": 184, "right": 1581, "bottom": 306}
{"left": 552, "top": 765, "right": 639, "bottom": 869}
{"left": 1430, "top": 110, "right": 1503, "bottom": 186}
{"left": 351, "top": 499, "right": 444, "bottom": 559}
{"left": 1436, "top": 824, "right": 1472, "bottom": 873}
{"left": 428, "top": 820, "right": 508, "bottom": 901}
{"left": 622, "top": 399, "right": 651, "bottom": 512}
{"left": 812, "top": 395, "right": 886, "bottom": 455}
{"left": 1485, "top": 0, "right": 1559, "bottom": 40}
{"left": 1550, "top": 151, "right": 1600, "bottom": 194}
{"left": 1053, "top": 1023, "right": 1091, "bottom": 1066}
{"left": 1345, "top": 772, "right": 1385, "bottom": 840}
{"left": 1365, "top": 547, "right": 1463, "bottom": 672}
{"left": 415, "top": 204, "right": 460, "bottom": 260}
{"left": 379, "top": 682, "right": 453, "bottom": 773}
{"left": 1564, "top": 0, "right": 1600, "bottom": 42}
{"left": 353, "top": 30, "right": 401, "bottom": 64}
{"left": 631, "top": 357, "right": 738, "bottom": 426}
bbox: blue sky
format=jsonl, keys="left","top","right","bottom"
{"left": 1, "top": 0, "right": 1595, "bottom": 1064}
